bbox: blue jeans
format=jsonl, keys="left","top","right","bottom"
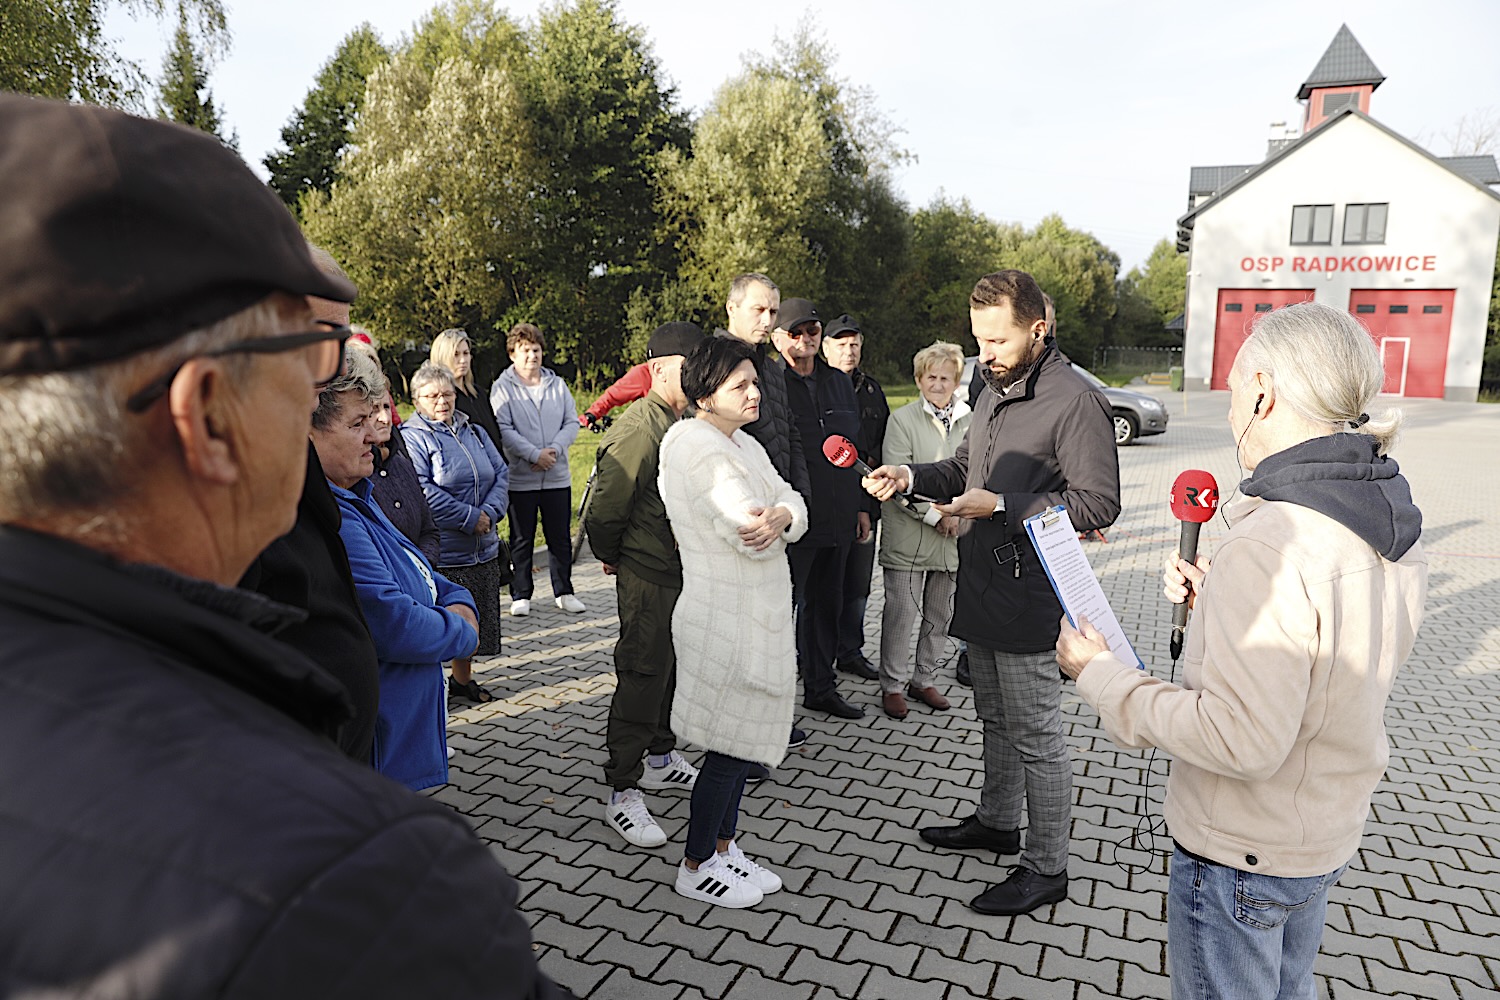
{"left": 1168, "top": 846, "right": 1347, "bottom": 1000}
{"left": 685, "top": 751, "right": 751, "bottom": 863}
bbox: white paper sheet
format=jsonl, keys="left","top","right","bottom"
{"left": 1023, "top": 506, "right": 1143, "bottom": 669}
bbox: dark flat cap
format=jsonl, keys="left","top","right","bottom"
{"left": 0, "top": 94, "right": 356, "bottom": 376}
{"left": 647, "top": 321, "right": 705, "bottom": 359}
{"left": 778, "top": 298, "right": 819, "bottom": 332}
{"left": 824, "top": 314, "right": 861, "bottom": 338}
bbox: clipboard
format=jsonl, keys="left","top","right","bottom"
{"left": 1023, "top": 506, "right": 1143, "bottom": 669}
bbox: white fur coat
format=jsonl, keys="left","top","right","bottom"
{"left": 658, "top": 419, "right": 808, "bottom": 768}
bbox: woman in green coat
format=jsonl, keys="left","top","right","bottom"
{"left": 877, "top": 342, "right": 972, "bottom": 720}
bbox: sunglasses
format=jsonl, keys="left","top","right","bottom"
{"left": 126, "top": 324, "right": 352, "bottom": 413}
{"left": 784, "top": 324, "right": 822, "bottom": 340}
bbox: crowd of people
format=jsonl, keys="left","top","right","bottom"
{"left": 0, "top": 96, "right": 1428, "bottom": 1000}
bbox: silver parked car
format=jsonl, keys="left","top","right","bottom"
{"left": 961, "top": 357, "right": 1169, "bottom": 445}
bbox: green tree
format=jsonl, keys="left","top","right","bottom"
{"left": 156, "top": 2, "right": 229, "bottom": 143}
{"left": 264, "top": 24, "right": 388, "bottom": 209}
{"left": 301, "top": 34, "right": 537, "bottom": 362}
{"left": 1483, "top": 241, "right": 1500, "bottom": 394}
{"left": 512, "top": 0, "right": 689, "bottom": 380}
{"left": 1128, "top": 238, "right": 1188, "bottom": 325}
{"left": 898, "top": 195, "right": 1014, "bottom": 360}
{"left": 1, "top": 0, "right": 227, "bottom": 108}
{"left": 633, "top": 70, "right": 832, "bottom": 353}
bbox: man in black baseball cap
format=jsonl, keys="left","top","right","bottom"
{"left": 588, "top": 321, "right": 706, "bottom": 848}
{"left": 0, "top": 96, "right": 572, "bottom": 999}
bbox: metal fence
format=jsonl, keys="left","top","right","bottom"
{"left": 1091, "top": 345, "right": 1183, "bottom": 376}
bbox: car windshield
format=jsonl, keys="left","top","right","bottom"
{"left": 1071, "top": 364, "right": 1106, "bottom": 389}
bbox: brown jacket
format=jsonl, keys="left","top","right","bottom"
{"left": 1076, "top": 496, "right": 1428, "bottom": 877}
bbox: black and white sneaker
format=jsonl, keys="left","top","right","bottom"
{"left": 674, "top": 855, "right": 763, "bottom": 908}
{"left": 604, "top": 789, "right": 666, "bottom": 848}
{"left": 787, "top": 727, "right": 808, "bottom": 750}
{"left": 638, "top": 751, "right": 699, "bottom": 791}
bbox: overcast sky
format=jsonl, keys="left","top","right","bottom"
{"left": 106, "top": 0, "right": 1500, "bottom": 271}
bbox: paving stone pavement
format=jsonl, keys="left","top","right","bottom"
{"left": 442, "top": 391, "right": 1500, "bottom": 1000}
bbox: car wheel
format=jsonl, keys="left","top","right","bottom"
{"left": 1113, "top": 412, "right": 1138, "bottom": 446}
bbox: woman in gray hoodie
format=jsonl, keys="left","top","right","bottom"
{"left": 489, "top": 323, "right": 583, "bottom": 615}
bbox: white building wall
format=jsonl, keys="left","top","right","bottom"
{"left": 1183, "top": 115, "right": 1500, "bottom": 399}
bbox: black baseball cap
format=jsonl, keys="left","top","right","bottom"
{"left": 646, "top": 321, "right": 705, "bottom": 358}
{"left": 824, "top": 314, "right": 861, "bottom": 339}
{"left": 0, "top": 94, "right": 357, "bottom": 377}
{"left": 778, "top": 298, "right": 819, "bottom": 333}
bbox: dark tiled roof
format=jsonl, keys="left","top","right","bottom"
{"left": 1298, "top": 24, "right": 1384, "bottom": 99}
{"left": 1440, "top": 155, "right": 1500, "bottom": 185}
{"left": 1189, "top": 165, "right": 1255, "bottom": 197}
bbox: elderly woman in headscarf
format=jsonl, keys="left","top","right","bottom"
{"left": 309, "top": 348, "right": 479, "bottom": 790}
{"left": 402, "top": 361, "right": 510, "bottom": 704}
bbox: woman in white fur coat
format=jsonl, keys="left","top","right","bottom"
{"left": 659, "top": 336, "right": 808, "bottom": 910}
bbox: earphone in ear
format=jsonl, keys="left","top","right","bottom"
{"left": 1253, "top": 395, "right": 1264, "bottom": 415}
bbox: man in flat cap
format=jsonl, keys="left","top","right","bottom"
{"left": 0, "top": 96, "right": 571, "bottom": 999}
{"left": 586, "top": 322, "right": 704, "bottom": 849}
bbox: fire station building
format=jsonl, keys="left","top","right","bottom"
{"left": 1177, "top": 25, "right": 1500, "bottom": 400}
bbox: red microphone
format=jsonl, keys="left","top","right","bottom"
{"left": 823, "top": 435, "right": 944, "bottom": 505}
{"left": 1168, "top": 470, "right": 1219, "bottom": 661}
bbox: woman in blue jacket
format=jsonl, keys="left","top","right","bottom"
{"left": 403, "top": 362, "right": 510, "bottom": 704}
{"left": 489, "top": 323, "right": 583, "bottom": 616}
{"left": 310, "top": 352, "right": 480, "bottom": 790}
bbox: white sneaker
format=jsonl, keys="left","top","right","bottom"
{"left": 509, "top": 599, "right": 531, "bottom": 616}
{"left": 604, "top": 789, "right": 667, "bottom": 848}
{"left": 446, "top": 745, "right": 455, "bottom": 760}
{"left": 555, "top": 594, "right": 586, "bottom": 613}
{"left": 718, "top": 840, "right": 783, "bottom": 894}
{"left": 675, "top": 855, "right": 763, "bottom": 908}
{"left": 639, "top": 751, "right": 699, "bottom": 791}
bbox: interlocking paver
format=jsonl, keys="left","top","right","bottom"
{"left": 435, "top": 393, "right": 1500, "bottom": 999}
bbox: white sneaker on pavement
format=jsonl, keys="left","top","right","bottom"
{"left": 555, "top": 594, "right": 586, "bottom": 613}
{"left": 718, "top": 840, "right": 783, "bottom": 894}
{"left": 604, "top": 789, "right": 667, "bottom": 848}
{"left": 674, "top": 854, "right": 763, "bottom": 908}
{"left": 638, "top": 751, "right": 699, "bottom": 791}
{"left": 509, "top": 599, "right": 531, "bottom": 616}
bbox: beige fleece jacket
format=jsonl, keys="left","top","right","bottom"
{"left": 1076, "top": 495, "right": 1427, "bottom": 877}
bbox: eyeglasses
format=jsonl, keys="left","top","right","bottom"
{"left": 415, "top": 391, "right": 457, "bottom": 402}
{"left": 785, "top": 324, "right": 822, "bottom": 340}
{"left": 125, "top": 324, "right": 352, "bottom": 413}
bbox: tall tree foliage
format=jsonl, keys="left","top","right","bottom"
{"left": 513, "top": 0, "right": 689, "bottom": 379}
{"left": 156, "top": 2, "right": 229, "bottom": 143}
{"left": 264, "top": 24, "right": 389, "bottom": 210}
{"left": 1, "top": 0, "right": 227, "bottom": 108}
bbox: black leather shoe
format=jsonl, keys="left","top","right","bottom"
{"left": 955, "top": 651, "right": 972, "bottom": 688}
{"left": 744, "top": 762, "right": 771, "bottom": 783}
{"left": 919, "top": 815, "right": 1021, "bottom": 854}
{"left": 969, "top": 867, "right": 1069, "bottom": 916}
{"left": 836, "top": 654, "right": 879, "bottom": 680}
{"left": 803, "top": 692, "right": 865, "bottom": 719}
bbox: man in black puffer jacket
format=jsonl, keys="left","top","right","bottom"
{"left": 715, "top": 272, "right": 812, "bottom": 504}
{"left": 0, "top": 96, "right": 571, "bottom": 1000}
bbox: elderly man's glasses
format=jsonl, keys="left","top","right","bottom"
{"left": 415, "top": 390, "right": 457, "bottom": 402}
{"left": 125, "top": 324, "right": 352, "bottom": 413}
{"left": 784, "top": 324, "right": 822, "bottom": 340}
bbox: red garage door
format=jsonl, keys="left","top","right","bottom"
{"left": 1347, "top": 290, "right": 1453, "bottom": 398}
{"left": 1211, "top": 289, "right": 1316, "bottom": 389}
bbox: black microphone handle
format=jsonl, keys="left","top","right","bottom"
{"left": 845, "top": 455, "right": 940, "bottom": 513}
{"left": 1169, "top": 520, "right": 1202, "bottom": 660}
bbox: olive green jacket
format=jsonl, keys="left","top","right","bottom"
{"left": 878, "top": 399, "right": 971, "bottom": 573}
{"left": 583, "top": 391, "right": 682, "bottom": 588}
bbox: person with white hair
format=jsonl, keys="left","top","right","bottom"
{"left": 1058, "top": 300, "right": 1427, "bottom": 1000}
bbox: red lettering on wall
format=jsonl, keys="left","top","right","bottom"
{"left": 1240, "top": 257, "right": 1255, "bottom": 272}
{"left": 1357, "top": 257, "right": 1372, "bottom": 271}
{"left": 1404, "top": 256, "right": 1419, "bottom": 270}
{"left": 1292, "top": 257, "right": 1306, "bottom": 271}
{"left": 1339, "top": 257, "right": 1356, "bottom": 271}
{"left": 1271, "top": 257, "right": 1284, "bottom": 271}
{"left": 1375, "top": 256, "right": 1396, "bottom": 271}
{"left": 1423, "top": 255, "right": 1436, "bottom": 271}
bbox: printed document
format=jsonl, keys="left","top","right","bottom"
{"left": 1023, "top": 506, "right": 1142, "bottom": 669}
